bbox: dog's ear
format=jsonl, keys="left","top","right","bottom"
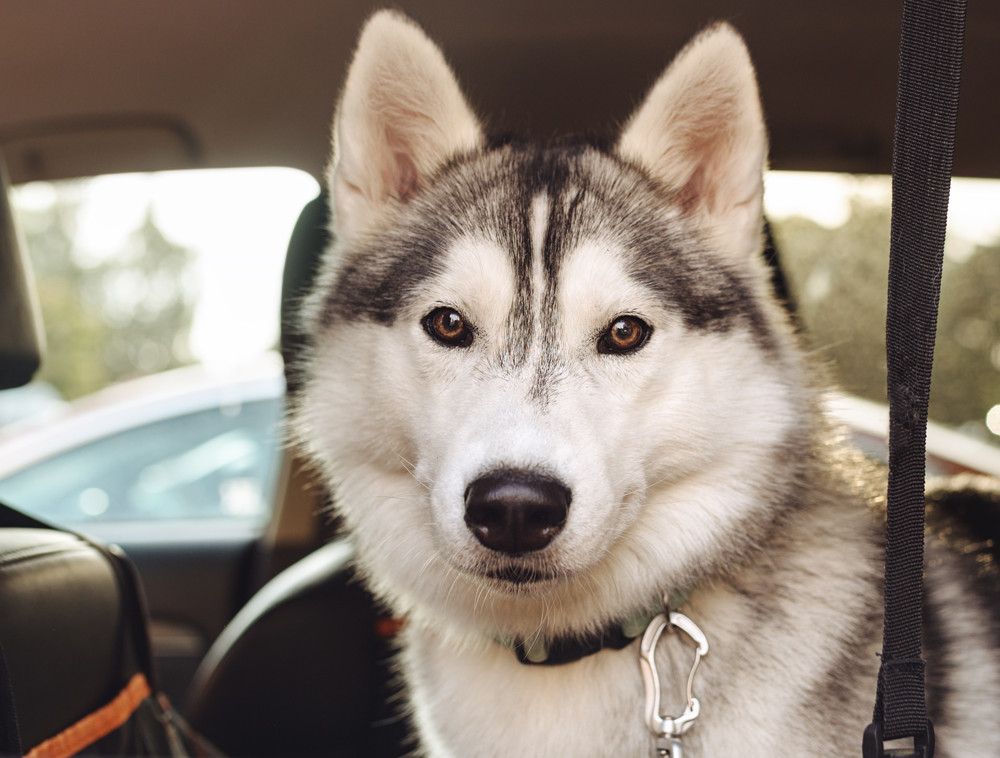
{"left": 618, "top": 24, "right": 767, "bottom": 262}
{"left": 329, "top": 11, "right": 482, "bottom": 239}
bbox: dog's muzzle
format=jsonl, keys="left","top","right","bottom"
{"left": 464, "top": 469, "right": 570, "bottom": 555}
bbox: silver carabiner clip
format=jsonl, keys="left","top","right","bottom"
{"left": 655, "top": 736, "right": 685, "bottom": 758}
{"left": 639, "top": 603, "right": 709, "bottom": 751}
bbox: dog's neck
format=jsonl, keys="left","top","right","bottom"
{"left": 398, "top": 487, "right": 885, "bottom": 756}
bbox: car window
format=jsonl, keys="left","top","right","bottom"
{"left": 7, "top": 168, "right": 317, "bottom": 404}
{"left": 1, "top": 167, "right": 317, "bottom": 530}
{"left": 0, "top": 397, "right": 283, "bottom": 526}
{"left": 766, "top": 172, "right": 1000, "bottom": 449}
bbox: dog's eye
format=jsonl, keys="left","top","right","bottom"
{"left": 423, "top": 307, "right": 474, "bottom": 348}
{"left": 597, "top": 316, "right": 651, "bottom": 355}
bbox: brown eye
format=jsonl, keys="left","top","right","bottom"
{"left": 423, "top": 307, "right": 474, "bottom": 348}
{"left": 598, "top": 316, "right": 651, "bottom": 355}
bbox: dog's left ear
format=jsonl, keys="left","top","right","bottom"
{"left": 619, "top": 24, "right": 767, "bottom": 262}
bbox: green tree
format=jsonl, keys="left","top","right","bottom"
{"left": 17, "top": 181, "right": 196, "bottom": 399}
{"left": 934, "top": 242, "right": 1000, "bottom": 433}
{"left": 772, "top": 197, "right": 1000, "bottom": 443}
{"left": 772, "top": 199, "right": 891, "bottom": 404}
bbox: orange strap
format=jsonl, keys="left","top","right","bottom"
{"left": 24, "top": 673, "right": 151, "bottom": 758}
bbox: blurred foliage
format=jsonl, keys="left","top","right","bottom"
{"left": 17, "top": 183, "right": 195, "bottom": 399}
{"left": 773, "top": 198, "right": 1000, "bottom": 442}
{"left": 11, "top": 180, "right": 999, "bottom": 443}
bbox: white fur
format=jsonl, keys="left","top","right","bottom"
{"left": 299, "top": 222, "right": 801, "bottom": 637}
{"left": 403, "top": 497, "right": 883, "bottom": 757}
{"left": 297, "top": 12, "right": 1000, "bottom": 757}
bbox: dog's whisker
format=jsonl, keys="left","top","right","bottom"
{"left": 396, "top": 455, "right": 432, "bottom": 492}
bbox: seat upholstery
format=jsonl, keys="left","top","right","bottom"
{"left": 0, "top": 498, "right": 169, "bottom": 757}
{"left": 185, "top": 194, "right": 409, "bottom": 755}
{"left": 280, "top": 192, "right": 330, "bottom": 398}
{"left": 186, "top": 540, "right": 407, "bottom": 757}
{"left": 0, "top": 159, "right": 44, "bottom": 390}
{"left": 0, "top": 528, "right": 127, "bottom": 751}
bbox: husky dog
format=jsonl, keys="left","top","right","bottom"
{"left": 294, "top": 11, "right": 1000, "bottom": 756}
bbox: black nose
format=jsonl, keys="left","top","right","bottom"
{"left": 464, "top": 471, "right": 571, "bottom": 555}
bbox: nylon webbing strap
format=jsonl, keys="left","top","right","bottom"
{"left": 864, "top": 0, "right": 967, "bottom": 755}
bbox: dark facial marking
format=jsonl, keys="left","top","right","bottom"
{"left": 502, "top": 143, "right": 590, "bottom": 373}
{"left": 319, "top": 139, "right": 777, "bottom": 363}
{"left": 598, "top": 166, "right": 775, "bottom": 351}
{"left": 525, "top": 152, "right": 591, "bottom": 399}
{"left": 499, "top": 174, "right": 534, "bottom": 369}
{"left": 322, "top": 216, "right": 450, "bottom": 327}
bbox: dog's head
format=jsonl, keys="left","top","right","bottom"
{"left": 295, "top": 11, "right": 811, "bottom": 638}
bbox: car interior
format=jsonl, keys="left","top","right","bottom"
{"left": 1, "top": 2, "right": 998, "bottom": 757}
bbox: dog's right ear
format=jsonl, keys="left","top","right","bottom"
{"left": 329, "top": 11, "right": 483, "bottom": 240}
{"left": 618, "top": 24, "right": 767, "bottom": 264}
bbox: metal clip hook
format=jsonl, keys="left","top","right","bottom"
{"left": 639, "top": 607, "right": 709, "bottom": 743}
{"left": 656, "top": 736, "right": 685, "bottom": 758}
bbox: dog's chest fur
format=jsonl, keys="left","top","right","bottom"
{"left": 400, "top": 502, "right": 1000, "bottom": 758}
{"left": 400, "top": 495, "right": 880, "bottom": 756}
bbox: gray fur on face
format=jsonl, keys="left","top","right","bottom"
{"left": 320, "top": 140, "right": 773, "bottom": 359}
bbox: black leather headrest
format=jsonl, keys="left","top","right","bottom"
{"left": 274, "top": 199, "right": 795, "bottom": 382}
{"left": 0, "top": 159, "right": 44, "bottom": 390}
{"left": 280, "top": 193, "right": 330, "bottom": 396}
{"left": 0, "top": 520, "right": 153, "bottom": 753}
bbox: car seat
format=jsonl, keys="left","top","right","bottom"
{"left": 184, "top": 194, "right": 409, "bottom": 757}
{"left": 0, "top": 157, "right": 205, "bottom": 757}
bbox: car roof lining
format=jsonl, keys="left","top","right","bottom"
{"left": 2, "top": 1, "right": 1000, "bottom": 184}
{"left": 0, "top": 117, "right": 202, "bottom": 183}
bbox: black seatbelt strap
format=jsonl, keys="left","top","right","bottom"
{"left": 863, "top": 1, "right": 967, "bottom": 756}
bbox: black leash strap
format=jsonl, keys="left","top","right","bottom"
{"left": 863, "top": 0, "right": 967, "bottom": 756}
